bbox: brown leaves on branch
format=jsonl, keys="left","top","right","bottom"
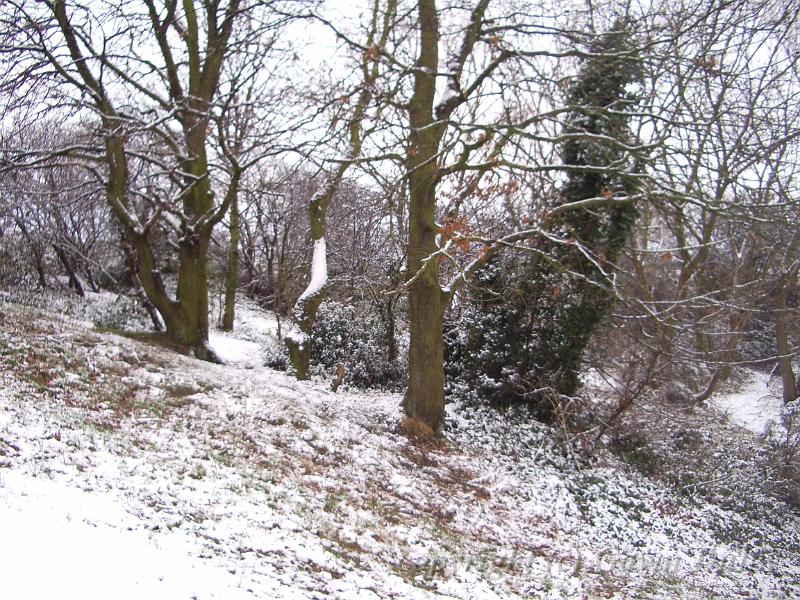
{"left": 469, "top": 178, "right": 519, "bottom": 202}
{"left": 693, "top": 55, "right": 718, "bottom": 74}
{"left": 438, "top": 215, "right": 471, "bottom": 253}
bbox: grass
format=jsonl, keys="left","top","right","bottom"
{"left": 98, "top": 328, "right": 192, "bottom": 357}
{"left": 3, "top": 296, "right": 798, "bottom": 599}
{"left": 163, "top": 382, "right": 204, "bottom": 399}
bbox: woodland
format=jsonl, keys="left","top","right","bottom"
{"left": 0, "top": 0, "right": 797, "bottom": 450}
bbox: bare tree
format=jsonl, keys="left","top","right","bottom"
{"left": 615, "top": 0, "right": 800, "bottom": 402}
{"left": 0, "top": 0, "right": 297, "bottom": 360}
{"left": 283, "top": 0, "right": 397, "bottom": 379}
{"left": 1, "top": 122, "right": 125, "bottom": 295}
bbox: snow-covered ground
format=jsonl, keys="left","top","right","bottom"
{"left": 711, "top": 368, "right": 787, "bottom": 436}
{"left": 0, "top": 296, "right": 798, "bottom": 599}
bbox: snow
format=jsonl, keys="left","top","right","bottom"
{"left": 624, "top": 81, "right": 642, "bottom": 96}
{"left": 711, "top": 368, "right": 786, "bottom": 435}
{"left": 209, "top": 299, "right": 282, "bottom": 368}
{"left": 0, "top": 471, "right": 255, "bottom": 600}
{"left": 437, "top": 82, "right": 460, "bottom": 108}
{"left": 297, "top": 237, "right": 328, "bottom": 303}
{"left": 283, "top": 327, "right": 307, "bottom": 347}
{"left": 0, "top": 295, "right": 798, "bottom": 599}
{"left": 209, "top": 333, "right": 262, "bottom": 369}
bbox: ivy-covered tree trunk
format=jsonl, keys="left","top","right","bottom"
{"left": 532, "top": 20, "right": 643, "bottom": 395}
{"left": 447, "top": 21, "right": 644, "bottom": 406}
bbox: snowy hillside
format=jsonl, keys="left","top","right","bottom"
{"left": 0, "top": 297, "right": 798, "bottom": 599}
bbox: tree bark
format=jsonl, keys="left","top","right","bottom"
{"left": 222, "top": 191, "right": 240, "bottom": 331}
{"left": 402, "top": 0, "right": 494, "bottom": 430}
{"left": 120, "top": 232, "right": 163, "bottom": 332}
{"left": 53, "top": 244, "right": 85, "bottom": 297}
{"left": 403, "top": 0, "right": 446, "bottom": 430}
{"left": 14, "top": 218, "right": 47, "bottom": 290}
{"left": 285, "top": 206, "right": 329, "bottom": 379}
{"left": 404, "top": 207, "right": 446, "bottom": 428}
{"left": 776, "top": 268, "right": 798, "bottom": 404}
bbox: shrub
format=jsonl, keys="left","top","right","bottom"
{"left": 309, "top": 301, "right": 405, "bottom": 390}
{"left": 262, "top": 300, "right": 406, "bottom": 390}
{"left": 763, "top": 401, "right": 800, "bottom": 507}
{"left": 738, "top": 313, "right": 777, "bottom": 366}
{"left": 92, "top": 294, "right": 154, "bottom": 331}
{"left": 444, "top": 258, "right": 588, "bottom": 422}
{"left": 262, "top": 335, "right": 290, "bottom": 371}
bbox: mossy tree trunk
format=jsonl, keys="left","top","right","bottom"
{"left": 120, "top": 230, "right": 163, "bottom": 331}
{"left": 776, "top": 265, "right": 799, "bottom": 404}
{"left": 50, "top": 0, "right": 242, "bottom": 361}
{"left": 285, "top": 229, "right": 327, "bottom": 380}
{"left": 403, "top": 0, "right": 445, "bottom": 429}
{"left": 403, "top": 0, "right": 494, "bottom": 430}
{"left": 286, "top": 0, "right": 396, "bottom": 379}
{"left": 222, "top": 183, "right": 240, "bottom": 331}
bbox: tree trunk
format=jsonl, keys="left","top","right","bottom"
{"left": 85, "top": 268, "right": 100, "bottom": 293}
{"left": 35, "top": 260, "right": 47, "bottom": 290}
{"left": 46, "top": 0, "right": 240, "bottom": 363}
{"left": 53, "top": 244, "right": 85, "bottom": 297}
{"left": 284, "top": 0, "right": 393, "bottom": 378}
{"left": 380, "top": 293, "right": 399, "bottom": 365}
{"left": 776, "top": 270, "right": 798, "bottom": 404}
{"left": 286, "top": 237, "right": 327, "bottom": 379}
{"left": 403, "top": 0, "right": 446, "bottom": 430}
{"left": 14, "top": 218, "right": 47, "bottom": 289}
{"left": 222, "top": 191, "right": 240, "bottom": 331}
{"left": 404, "top": 210, "right": 445, "bottom": 428}
{"left": 692, "top": 312, "right": 751, "bottom": 403}
{"left": 173, "top": 231, "right": 218, "bottom": 362}
{"left": 120, "top": 232, "right": 163, "bottom": 331}
{"left": 127, "top": 225, "right": 218, "bottom": 361}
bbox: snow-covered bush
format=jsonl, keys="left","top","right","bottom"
{"left": 604, "top": 387, "right": 800, "bottom": 521}
{"left": 737, "top": 313, "right": 776, "bottom": 366}
{"left": 91, "top": 294, "right": 154, "bottom": 331}
{"left": 2, "top": 286, "right": 153, "bottom": 332}
{"left": 0, "top": 243, "right": 35, "bottom": 290}
{"left": 309, "top": 301, "right": 405, "bottom": 390}
{"left": 260, "top": 300, "right": 406, "bottom": 390}
{"left": 763, "top": 401, "right": 800, "bottom": 507}
{"left": 444, "top": 259, "right": 590, "bottom": 422}
{"left": 262, "top": 335, "right": 290, "bottom": 371}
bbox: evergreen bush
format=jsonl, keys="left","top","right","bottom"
{"left": 263, "top": 300, "right": 405, "bottom": 390}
